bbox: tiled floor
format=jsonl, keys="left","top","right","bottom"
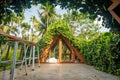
{"left": 0, "top": 63, "right": 120, "bottom": 80}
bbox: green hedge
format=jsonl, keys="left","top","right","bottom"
{"left": 38, "top": 19, "right": 79, "bottom": 52}
{"left": 80, "top": 32, "right": 120, "bottom": 77}
{"left": 38, "top": 19, "right": 120, "bottom": 77}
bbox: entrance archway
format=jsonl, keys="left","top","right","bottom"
{"left": 39, "top": 35, "right": 85, "bottom": 63}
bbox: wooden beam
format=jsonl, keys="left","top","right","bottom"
{"left": 40, "top": 36, "right": 59, "bottom": 62}
{"left": 59, "top": 39, "right": 62, "bottom": 63}
{"left": 39, "top": 35, "right": 85, "bottom": 63}
{"left": 71, "top": 49, "right": 75, "bottom": 62}
{"left": 73, "top": 47, "right": 85, "bottom": 63}
{"left": 0, "top": 60, "right": 22, "bottom": 64}
{"left": 41, "top": 57, "right": 45, "bottom": 62}
{"left": 108, "top": 0, "right": 120, "bottom": 24}
{"left": 0, "top": 30, "right": 37, "bottom": 46}
{"left": 49, "top": 49, "right": 52, "bottom": 58}
{"left": 0, "top": 60, "right": 12, "bottom": 64}
{"left": 62, "top": 53, "right": 71, "bottom": 55}
{"left": 61, "top": 35, "right": 85, "bottom": 63}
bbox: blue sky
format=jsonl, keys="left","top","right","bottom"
{"left": 24, "top": 5, "right": 66, "bottom": 23}
{"left": 23, "top": 4, "right": 109, "bottom": 32}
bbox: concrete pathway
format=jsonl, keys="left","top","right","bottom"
{"left": 0, "top": 64, "right": 120, "bottom": 80}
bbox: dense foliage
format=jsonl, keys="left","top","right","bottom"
{"left": 38, "top": 19, "right": 74, "bottom": 52}
{"left": 38, "top": 20, "right": 120, "bottom": 77}
{"left": 39, "top": 0, "right": 120, "bottom": 31}
{"left": 0, "top": 0, "right": 30, "bottom": 24}
{"left": 1, "top": 0, "right": 120, "bottom": 31}
{"left": 80, "top": 32, "right": 120, "bottom": 77}
{"left": 38, "top": 19, "right": 85, "bottom": 52}
{"left": 0, "top": 35, "right": 7, "bottom": 44}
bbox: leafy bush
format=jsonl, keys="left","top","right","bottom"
{"left": 38, "top": 19, "right": 78, "bottom": 52}
{"left": 38, "top": 19, "right": 120, "bottom": 77}
{"left": 80, "top": 32, "right": 120, "bottom": 77}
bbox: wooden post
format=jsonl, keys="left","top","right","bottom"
{"left": 41, "top": 57, "right": 45, "bottom": 62}
{"left": 10, "top": 41, "right": 18, "bottom": 80}
{"left": 24, "top": 44, "right": 28, "bottom": 75}
{"left": 32, "top": 46, "right": 35, "bottom": 71}
{"left": 59, "top": 39, "right": 62, "bottom": 63}
{"left": 37, "top": 46, "right": 40, "bottom": 67}
{"left": 49, "top": 49, "right": 52, "bottom": 58}
{"left": 71, "top": 49, "right": 75, "bottom": 62}
{"left": 20, "top": 44, "right": 28, "bottom": 73}
{"left": 28, "top": 46, "right": 32, "bottom": 67}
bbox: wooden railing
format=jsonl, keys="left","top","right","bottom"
{"left": 0, "top": 30, "right": 40, "bottom": 80}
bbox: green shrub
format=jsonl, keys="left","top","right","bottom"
{"left": 37, "top": 19, "right": 120, "bottom": 77}
{"left": 80, "top": 32, "right": 120, "bottom": 77}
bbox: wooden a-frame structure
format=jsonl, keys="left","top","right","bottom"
{"left": 40, "top": 35, "right": 85, "bottom": 63}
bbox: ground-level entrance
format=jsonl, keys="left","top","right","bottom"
{"left": 39, "top": 35, "right": 85, "bottom": 63}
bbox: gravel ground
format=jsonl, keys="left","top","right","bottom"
{"left": 0, "top": 63, "right": 120, "bottom": 80}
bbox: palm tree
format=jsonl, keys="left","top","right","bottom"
{"left": 29, "top": 16, "right": 40, "bottom": 41}
{"left": 38, "top": 2, "right": 57, "bottom": 35}
{"left": 21, "top": 22, "right": 30, "bottom": 40}
{"left": 5, "top": 12, "right": 25, "bottom": 38}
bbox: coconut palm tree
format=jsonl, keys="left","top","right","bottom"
{"left": 5, "top": 12, "right": 25, "bottom": 38}
{"left": 38, "top": 2, "right": 57, "bottom": 35}
{"left": 21, "top": 22, "right": 30, "bottom": 40}
{"left": 29, "top": 16, "right": 41, "bottom": 42}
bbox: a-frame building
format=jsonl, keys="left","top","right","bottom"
{"left": 39, "top": 35, "right": 85, "bottom": 63}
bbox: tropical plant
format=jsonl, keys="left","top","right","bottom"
{"left": 80, "top": 32, "right": 120, "bottom": 77}
{"left": 38, "top": 19, "right": 120, "bottom": 77}
{"left": 29, "top": 16, "right": 41, "bottom": 42}
{"left": 38, "top": 2, "right": 57, "bottom": 35}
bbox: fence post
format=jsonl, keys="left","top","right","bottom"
{"left": 28, "top": 46, "right": 32, "bottom": 67}
{"left": 24, "top": 44, "right": 28, "bottom": 75}
{"left": 20, "top": 44, "right": 28, "bottom": 74}
{"left": 32, "top": 46, "right": 35, "bottom": 71}
{"left": 37, "top": 46, "right": 40, "bottom": 67}
{"left": 10, "top": 41, "right": 18, "bottom": 80}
